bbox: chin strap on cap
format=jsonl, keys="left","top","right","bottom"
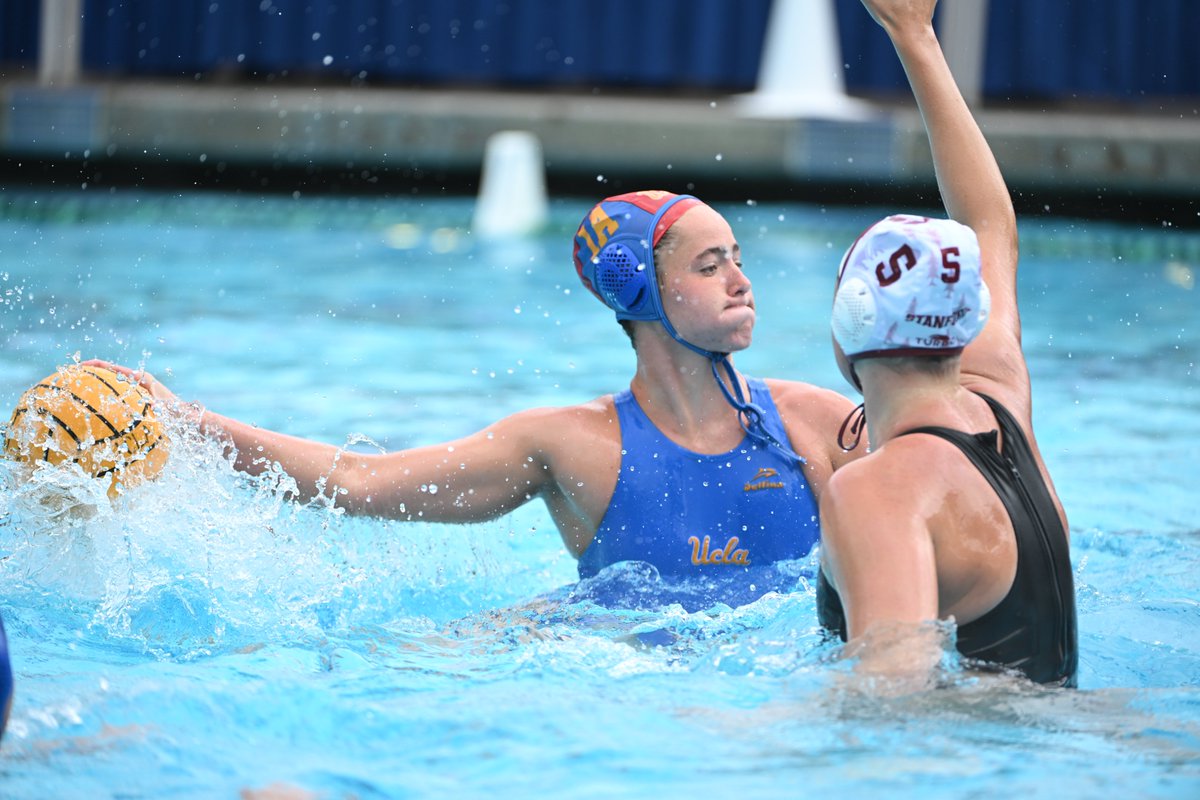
{"left": 710, "top": 355, "right": 804, "bottom": 464}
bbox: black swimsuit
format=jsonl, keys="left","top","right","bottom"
{"left": 817, "top": 393, "right": 1078, "bottom": 687}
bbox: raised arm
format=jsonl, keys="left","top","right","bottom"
{"left": 862, "top": 0, "right": 1026, "bottom": 400}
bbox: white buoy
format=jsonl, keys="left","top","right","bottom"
{"left": 736, "top": 0, "right": 874, "bottom": 120}
{"left": 472, "top": 130, "right": 549, "bottom": 239}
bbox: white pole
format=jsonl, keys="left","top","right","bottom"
{"left": 472, "top": 131, "right": 549, "bottom": 239}
{"left": 737, "top": 0, "right": 873, "bottom": 120}
{"left": 940, "top": 0, "right": 989, "bottom": 107}
{"left": 39, "top": 0, "right": 84, "bottom": 87}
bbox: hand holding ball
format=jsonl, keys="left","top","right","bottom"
{"left": 4, "top": 364, "right": 168, "bottom": 498}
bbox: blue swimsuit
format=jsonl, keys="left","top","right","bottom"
{"left": 576, "top": 377, "right": 821, "bottom": 580}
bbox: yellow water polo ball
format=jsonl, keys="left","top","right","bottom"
{"left": 3, "top": 364, "right": 168, "bottom": 498}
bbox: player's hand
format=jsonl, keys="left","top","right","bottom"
{"left": 81, "top": 359, "right": 181, "bottom": 406}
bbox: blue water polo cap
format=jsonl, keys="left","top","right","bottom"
{"left": 0, "top": 611, "right": 12, "bottom": 741}
{"left": 572, "top": 191, "right": 701, "bottom": 324}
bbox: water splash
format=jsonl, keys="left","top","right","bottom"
{"left": 0, "top": 407, "right": 533, "bottom": 661}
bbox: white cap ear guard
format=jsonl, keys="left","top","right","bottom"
{"left": 831, "top": 276, "right": 878, "bottom": 354}
{"left": 831, "top": 214, "right": 989, "bottom": 361}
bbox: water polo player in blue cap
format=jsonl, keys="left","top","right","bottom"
{"left": 564, "top": 189, "right": 862, "bottom": 581}
{"left": 90, "top": 189, "right": 861, "bottom": 598}
{"left": 815, "top": 0, "right": 1076, "bottom": 687}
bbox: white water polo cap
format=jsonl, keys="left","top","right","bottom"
{"left": 832, "top": 214, "right": 990, "bottom": 361}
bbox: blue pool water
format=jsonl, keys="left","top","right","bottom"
{"left": 0, "top": 191, "right": 1197, "bottom": 798}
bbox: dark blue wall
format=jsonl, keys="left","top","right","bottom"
{"left": 3, "top": 1, "right": 1197, "bottom": 101}
{"left": 0, "top": 3, "right": 40, "bottom": 66}
{"left": 834, "top": 0, "right": 1200, "bottom": 102}
{"left": 77, "top": 0, "right": 772, "bottom": 91}
{"left": 981, "top": 0, "right": 1200, "bottom": 101}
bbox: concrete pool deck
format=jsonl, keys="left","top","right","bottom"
{"left": 1, "top": 79, "right": 1198, "bottom": 226}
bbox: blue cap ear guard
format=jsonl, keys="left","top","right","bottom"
{"left": 595, "top": 241, "right": 653, "bottom": 319}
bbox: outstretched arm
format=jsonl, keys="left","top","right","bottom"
{"left": 83, "top": 359, "right": 566, "bottom": 524}
{"left": 198, "top": 404, "right": 560, "bottom": 522}
{"left": 863, "top": 0, "right": 1026, "bottom": 398}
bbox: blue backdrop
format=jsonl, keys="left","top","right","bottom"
{"left": 2, "top": 1, "right": 1197, "bottom": 101}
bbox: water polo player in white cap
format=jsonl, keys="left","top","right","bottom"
{"left": 816, "top": 0, "right": 1076, "bottom": 686}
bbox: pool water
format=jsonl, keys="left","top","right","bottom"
{"left": 0, "top": 191, "right": 1197, "bottom": 798}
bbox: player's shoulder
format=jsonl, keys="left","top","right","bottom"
{"left": 763, "top": 377, "right": 856, "bottom": 418}
{"left": 499, "top": 394, "right": 618, "bottom": 439}
{"left": 823, "top": 443, "right": 927, "bottom": 524}
{"left": 833, "top": 429, "right": 952, "bottom": 486}
{"left": 763, "top": 378, "right": 863, "bottom": 467}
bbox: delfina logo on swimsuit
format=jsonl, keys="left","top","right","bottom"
{"left": 744, "top": 467, "right": 785, "bottom": 492}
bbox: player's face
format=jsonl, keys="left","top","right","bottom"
{"left": 656, "top": 205, "right": 755, "bottom": 353}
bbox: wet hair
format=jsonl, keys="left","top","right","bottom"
{"left": 869, "top": 354, "right": 960, "bottom": 379}
{"left": 618, "top": 319, "right": 636, "bottom": 348}
{"left": 619, "top": 228, "right": 682, "bottom": 351}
